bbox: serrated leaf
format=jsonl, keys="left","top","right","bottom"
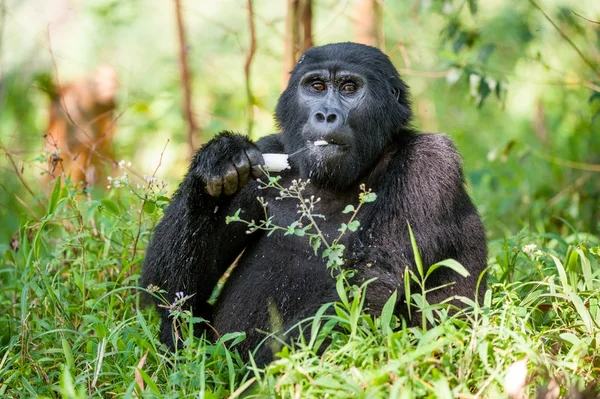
{"left": 311, "top": 237, "right": 321, "bottom": 255}
{"left": 363, "top": 192, "right": 377, "bottom": 203}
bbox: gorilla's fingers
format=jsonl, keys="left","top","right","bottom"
{"left": 233, "top": 153, "right": 250, "bottom": 187}
{"left": 223, "top": 167, "right": 239, "bottom": 195}
{"left": 206, "top": 176, "right": 223, "bottom": 197}
{"left": 246, "top": 148, "right": 265, "bottom": 179}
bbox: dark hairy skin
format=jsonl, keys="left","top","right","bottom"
{"left": 141, "top": 42, "right": 487, "bottom": 365}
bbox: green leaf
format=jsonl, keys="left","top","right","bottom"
{"left": 426, "top": 259, "right": 470, "bottom": 280}
{"left": 575, "top": 248, "right": 593, "bottom": 291}
{"left": 309, "top": 303, "right": 333, "bottom": 348}
{"left": 407, "top": 223, "right": 424, "bottom": 279}
{"left": 136, "top": 367, "right": 161, "bottom": 394}
{"left": 342, "top": 205, "right": 355, "bottom": 214}
{"left": 550, "top": 255, "right": 571, "bottom": 292}
{"left": 101, "top": 199, "right": 120, "bottom": 216}
{"left": 62, "top": 339, "right": 75, "bottom": 369}
{"left": 478, "top": 43, "right": 495, "bottom": 63}
{"left": 336, "top": 278, "right": 349, "bottom": 307}
{"left": 285, "top": 221, "right": 299, "bottom": 235}
{"left": 48, "top": 176, "right": 62, "bottom": 215}
{"left": 380, "top": 290, "right": 397, "bottom": 336}
{"left": 404, "top": 267, "right": 412, "bottom": 321}
{"left": 348, "top": 220, "right": 360, "bottom": 232}
{"left": 467, "top": 0, "right": 478, "bottom": 16}
{"left": 143, "top": 201, "right": 156, "bottom": 214}
{"left": 477, "top": 78, "right": 491, "bottom": 108}
{"left": 362, "top": 192, "right": 377, "bottom": 203}
{"left": 567, "top": 292, "right": 594, "bottom": 334}
{"left": 311, "top": 236, "right": 322, "bottom": 254}
{"left": 431, "top": 378, "right": 453, "bottom": 399}
{"left": 225, "top": 209, "right": 241, "bottom": 224}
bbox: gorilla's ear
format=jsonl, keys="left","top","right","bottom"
{"left": 392, "top": 87, "right": 401, "bottom": 102}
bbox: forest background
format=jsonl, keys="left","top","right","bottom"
{"left": 0, "top": 0, "right": 599, "bottom": 398}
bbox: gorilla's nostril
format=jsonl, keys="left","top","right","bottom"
{"left": 315, "top": 112, "right": 325, "bottom": 122}
{"left": 326, "top": 114, "right": 337, "bottom": 123}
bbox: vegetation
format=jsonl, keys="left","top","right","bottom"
{"left": 1, "top": 0, "right": 599, "bottom": 397}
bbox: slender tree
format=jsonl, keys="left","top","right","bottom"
{"left": 174, "top": 0, "right": 198, "bottom": 155}
{"left": 245, "top": 0, "right": 257, "bottom": 138}
{"left": 282, "top": 0, "right": 313, "bottom": 89}
{"left": 354, "top": 0, "right": 383, "bottom": 48}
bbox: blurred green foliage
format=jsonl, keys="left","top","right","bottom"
{"left": 1, "top": 1, "right": 600, "bottom": 396}
{"left": 0, "top": 0, "right": 599, "bottom": 239}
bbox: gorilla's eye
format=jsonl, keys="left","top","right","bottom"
{"left": 341, "top": 83, "right": 357, "bottom": 93}
{"left": 311, "top": 82, "right": 326, "bottom": 92}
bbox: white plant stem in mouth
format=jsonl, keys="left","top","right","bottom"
{"left": 314, "top": 140, "right": 329, "bottom": 146}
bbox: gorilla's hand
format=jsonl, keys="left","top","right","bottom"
{"left": 192, "top": 132, "right": 264, "bottom": 197}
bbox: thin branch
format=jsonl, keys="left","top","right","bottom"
{"left": 397, "top": 68, "right": 451, "bottom": 79}
{"left": 0, "top": 135, "right": 41, "bottom": 203}
{"left": 529, "top": 146, "right": 600, "bottom": 172}
{"left": 131, "top": 139, "right": 170, "bottom": 262}
{"left": 245, "top": 0, "right": 257, "bottom": 138}
{"left": 572, "top": 11, "right": 600, "bottom": 25}
{"left": 528, "top": 0, "right": 600, "bottom": 79}
{"left": 0, "top": 0, "right": 5, "bottom": 83}
{"left": 299, "top": 0, "right": 313, "bottom": 52}
{"left": 174, "top": 0, "right": 198, "bottom": 155}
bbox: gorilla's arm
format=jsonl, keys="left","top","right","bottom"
{"left": 350, "top": 134, "right": 487, "bottom": 315}
{"left": 141, "top": 132, "right": 282, "bottom": 345}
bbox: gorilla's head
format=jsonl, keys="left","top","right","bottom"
{"left": 275, "top": 42, "right": 413, "bottom": 189}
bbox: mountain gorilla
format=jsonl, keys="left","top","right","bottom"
{"left": 141, "top": 42, "right": 487, "bottom": 364}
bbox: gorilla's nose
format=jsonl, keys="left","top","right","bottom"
{"left": 311, "top": 108, "right": 343, "bottom": 132}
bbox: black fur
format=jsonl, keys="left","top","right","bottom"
{"left": 141, "top": 42, "right": 487, "bottom": 365}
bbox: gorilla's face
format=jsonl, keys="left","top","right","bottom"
{"left": 275, "top": 43, "right": 413, "bottom": 189}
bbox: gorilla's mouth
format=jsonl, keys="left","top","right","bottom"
{"left": 310, "top": 140, "right": 349, "bottom": 157}
{"left": 313, "top": 139, "right": 347, "bottom": 147}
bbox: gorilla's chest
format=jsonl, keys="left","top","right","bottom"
{"left": 257, "top": 174, "right": 361, "bottom": 243}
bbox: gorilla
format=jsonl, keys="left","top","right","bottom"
{"left": 141, "top": 42, "right": 487, "bottom": 364}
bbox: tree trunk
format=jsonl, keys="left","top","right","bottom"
{"left": 282, "top": 0, "right": 313, "bottom": 89}
{"left": 354, "top": 0, "right": 382, "bottom": 48}
{"left": 174, "top": 0, "right": 198, "bottom": 155}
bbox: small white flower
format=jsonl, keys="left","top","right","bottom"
{"left": 522, "top": 244, "right": 537, "bottom": 255}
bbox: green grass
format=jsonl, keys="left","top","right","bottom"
{"left": 1, "top": 177, "right": 599, "bottom": 398}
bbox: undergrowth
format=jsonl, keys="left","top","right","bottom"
{"left": 0, "top": 171, "right": 599, "bottom": 398}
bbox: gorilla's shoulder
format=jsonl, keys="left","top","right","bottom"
{"left": 410, "top": 133, "right": 461, "bottom": 160}
{"left": 389, "top": 133, "right": 465, "bottom": 188}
